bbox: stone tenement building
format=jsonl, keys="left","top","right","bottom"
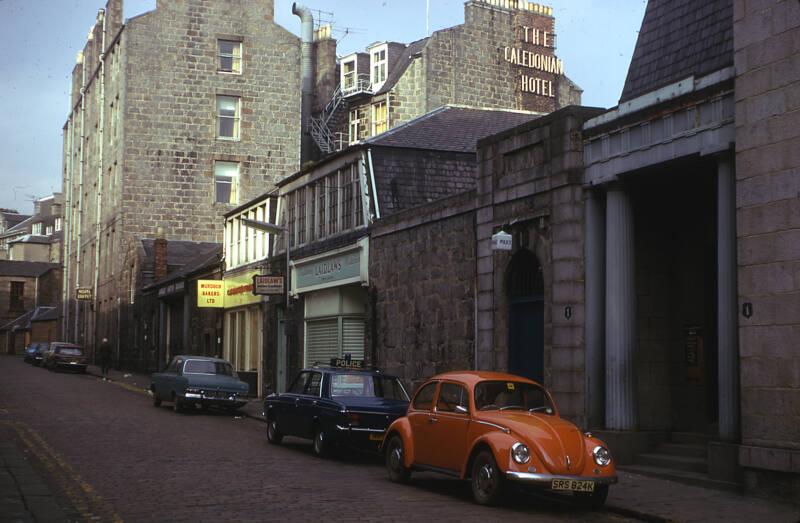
{"left": 61, "top": 0, "right": 301, "bottom": 351}
{"left": 309, "top": 0, "right": 582, "bottom": 155}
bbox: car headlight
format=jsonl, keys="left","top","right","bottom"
{"left": 511, "top": 442, "right": 530, "bottom": 464}
{"left": 593, "top": 446, "right": 611, "bottom": 466}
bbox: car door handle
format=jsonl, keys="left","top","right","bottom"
{"left": 429, "top": 417, "right": 438, "bottom": 423}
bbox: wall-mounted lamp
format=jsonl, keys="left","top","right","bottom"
{"left": 742, "top": 302, "right": 753, "bottom": 318}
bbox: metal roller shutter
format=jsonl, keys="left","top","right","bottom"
{"left": 342, "top": 317, "right": 365, "bottom": 360}
{"left": 305, "top": 318, "right": 339, "bottom": 366}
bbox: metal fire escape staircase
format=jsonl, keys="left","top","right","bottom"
{"left": 310, "top": 85, "right": 345, "bottom": 155}
{"left": 310, "top": 73, "right": 373, "bottom": 155}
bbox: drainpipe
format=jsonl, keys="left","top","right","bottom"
{"left": 62, "top": 120, "right": 74, "bottom": 340}
{"left": 74, "top": 49, "right": 88, "bottom": 345}
{"left": 92, "top": 8, "right": 107, "bottom": 348}
{"left": 292, "top": 3, "right": 313, "bottom": 163}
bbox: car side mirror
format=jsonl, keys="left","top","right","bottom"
{"left": 455, "top": 405, "right": 469, "bottom": 414}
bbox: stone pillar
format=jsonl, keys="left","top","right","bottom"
{"left": 585, "top": 188, "right": 605, "bottom": 428}
{"left": 605, "top": 184, "right": 637, "bottom": 431}
{"left": 717, "top": 158, "right": 739, "bottom": 442}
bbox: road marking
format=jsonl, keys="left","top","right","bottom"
{"left": 0, "top": 420, "right": 124, "bottom": 523}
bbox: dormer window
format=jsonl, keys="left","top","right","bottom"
{"left": 342, "top": 59, "right": 356, "bottom": 92}
{"left": 370, "top": 45, "right": 388, "bottom": 88}
{"left": 32, "top": 223, "right": 42, "bottom": 235}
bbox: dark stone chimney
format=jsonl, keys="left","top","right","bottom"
{"left": 154, "top": 227, "right": 167, "bottom": 281}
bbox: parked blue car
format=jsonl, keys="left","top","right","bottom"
{"left": 150, "top": 355, "right": 249, "bottom": 413}
{"left": 263, "top": 360, "right": 410, "bottom": 457}
{"left": 29, "top": 342, "right": 50, "bottom": 366}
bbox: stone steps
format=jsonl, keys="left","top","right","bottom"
{"left": 636, "top": 452, "right": 709, "bottom": 474}
{"left": 621, "top": 464, "right": 742, "bottom": 493}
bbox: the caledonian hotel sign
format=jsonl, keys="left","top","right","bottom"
{"left": 488, "top": 0, "right": 564, "bottom": 98}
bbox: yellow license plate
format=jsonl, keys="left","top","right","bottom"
{"left": 551, "top": 479, "right": 595, "bottom": 492}
{"left": 369, "top": 433, "right": 384, "bottom": 441}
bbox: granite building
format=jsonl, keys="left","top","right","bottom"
{"left": 61, "top": 0, "right": 301, "bottom": 356}
{"left": 309, "top": 0, "right": 581, "bottom": 155}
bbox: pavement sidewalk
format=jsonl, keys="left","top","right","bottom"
{"left": 0, "top": 426, "right": 71, "bottom": 522}
{"left": 86, "top": 364, "right": 800, "bottom": 523}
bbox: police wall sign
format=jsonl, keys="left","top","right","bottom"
{"left": 492, "top": 231, "right": 513, "bottom": 251}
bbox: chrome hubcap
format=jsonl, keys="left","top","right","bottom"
{"left": 476, "top": 463, "right": 495, "bottom": 493}
{"left": 315, "top": 432, "right": 323, "bottom": 451}
{"left": 390, "top": 446, "right": 403, "bottom": 470}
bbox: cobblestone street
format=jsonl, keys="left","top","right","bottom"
{"left": 0, "top": 356, "right": 637, "bottom": 522}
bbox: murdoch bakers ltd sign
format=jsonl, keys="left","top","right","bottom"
{"left": 502, "top": 8, "right": 564, "bottom": 98}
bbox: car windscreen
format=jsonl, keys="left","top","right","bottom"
{"left": 330, "top": 373, "right": 409, "bottom": 401}
{"left": 183, "top": 360, "right": 234, "bottom": 376}
{"left": 474, "top": 381, "right": 554, "bottom": 414}
{"left": 57, "top": 348, "right": 83, "bottom": 356}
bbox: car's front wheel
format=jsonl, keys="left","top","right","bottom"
{"left": 385, "top": 435, "right": 411, "bottom": 483}
{"left": 471, "top": 449, "right": 504, "bottom": 506}
{"left": 574, "top": 484, "right": 609, "bottom": 509}
{"left": 267, "top": 418, "right": 283, "bottom": 445}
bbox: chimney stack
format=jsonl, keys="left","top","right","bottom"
{"left": 154, "top": 227, "right": 167, "bottom": 281}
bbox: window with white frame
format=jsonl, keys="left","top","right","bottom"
{"left": 55, "top": 217, "right": 62, "bottom": 231}
{"left": 218, "top": 40, "right": 242, "bottom": 74}
{"left": 217, "top": 95, "right": 240, "bottom": 140}
{"left": 46, "top": 225, "right": 53, "bottom": 235}
{"left": 372, "top": 101, "right": 387, "bottom": 136}
{"left": 342, "top": 59, "right": 356, "bottom": 92}
{"left": 224, "top": 200, "right": 272, "bottom": 270}
{"left": 32, "top": 222, "right": 42, "bottom": 235}
{"left": 348, "top": 109, "right": 360, "bottom": 145}
{"left": 297, "top": 186, "right": 306, "bottom": 245}
{"left": 282, "top": 163, "right": 368, "bottom": 248}
{"left": 370, "top": 46, "right": 387, "bottom": 87}
{"left": 214, "top": 161, "right": 239, "bottom": 204}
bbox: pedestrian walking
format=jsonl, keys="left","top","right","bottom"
{"left": 99, "top": 338, "right": 112, "bottom": 379}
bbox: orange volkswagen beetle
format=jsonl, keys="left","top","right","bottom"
{"left": 383, "top": 371, "right": 617, "bottom": 506}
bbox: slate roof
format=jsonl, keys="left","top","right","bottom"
{"left": 31, "top": 307, "right": 59, "bottom": 322}
{"left": 9, "top": 235, "right": 52, "bottom": 245}
{"left": 140, "top": 240, "right": 219, "bottom": 270}
{"left": 375, "top": 38, "right": 430, "bottom": 96}
{"left": 0, "top": 260, "right": 59, "bottom": 278}
{"left": 144, "top": 244, "right": 222, "bottom": 290}
{"left": 620, "top": 0, "right": 733, "bottom": 103}
{"left": 1, "top": 212, "right": 30, "bottom": 229}
{"left": 0, "top": 306, "right": 56, "bottom": 331}
{"left": 366, "top": 105, "right": 539, "bottom": 153}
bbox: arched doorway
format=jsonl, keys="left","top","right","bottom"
{"left": 506, "top": 249, "right": 544, "bottom": 382}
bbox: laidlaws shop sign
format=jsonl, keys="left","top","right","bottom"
{"left": 294, "top": 240, "right": 368, "bottom": 294}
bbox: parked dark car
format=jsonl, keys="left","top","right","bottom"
{"left": 22, "top": 342, "right": 46, "bottom": 363}
{"left": 150, "top": 355, "right": 249, "bottom": 413}
{"left": 263, "top": 360, "right": 410, "bottom": 457}
{"left": 43, "top": 343, "right": 87, "bottom": 373}
{"left": 31, "top": 342, "right": 50, "bottom": 366}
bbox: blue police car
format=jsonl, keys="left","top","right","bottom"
{"left": 263, "top": 359, "right": 410, "bottom": 457}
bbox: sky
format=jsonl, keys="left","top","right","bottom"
{"left": 0, "top": 0, "right": 646, "bottom": 214}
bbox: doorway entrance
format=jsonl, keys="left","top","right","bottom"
{"left": 506, "top": 249, "right": 545, "bottom": 383}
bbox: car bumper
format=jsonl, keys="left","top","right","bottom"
{"left": 183, "top": 393, "right": 246, "bottom": 407}
{"left": 55, "top": 361, "right": 87, "bottom": 370}
{"left": 334, "top": 425, "right": 387, "bottom": 448}
{"left": 505, "top": 471, "right": 618, "bottom": 486}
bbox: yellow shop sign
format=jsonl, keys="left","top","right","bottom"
{"left": 223, "top": 270, "right": 262, "bottom": 309}
{"left": 197, "top": 280, "right": 224, "bottom": 308}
